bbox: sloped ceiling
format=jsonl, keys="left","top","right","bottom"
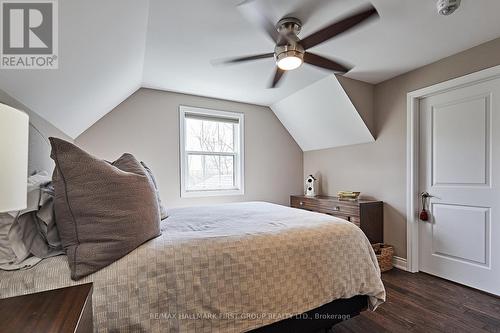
{"left": 2, "top": 0, "right": 500, "bottom": 140}
{"left": 0, "top": 0, "right": 149, "bottom": 138}
{"left": 272, "top": 75, "right": 373, "bottom": 151}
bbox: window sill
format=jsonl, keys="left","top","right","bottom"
{"left": 181, "top": 188, "right": 244, "bottom": 198}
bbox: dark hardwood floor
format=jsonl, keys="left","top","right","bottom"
{"left": 331, "top": 269, "right": 500, "bottom": 333}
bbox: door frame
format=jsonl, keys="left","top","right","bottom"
{"left": 406, "top": 64, "right": 500, "bottom": 273}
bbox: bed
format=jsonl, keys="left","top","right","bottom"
{"left": 0, "top": 201, "right": 385, "bottom": 332}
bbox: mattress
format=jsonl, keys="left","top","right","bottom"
{"left": 0, "top": 202, "right": 385, "bottom": 332}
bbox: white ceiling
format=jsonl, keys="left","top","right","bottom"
{"left": 143, "top": 0, "right": 500, "bottom": 103}
{"left": 2, "top": 0, "right": 500, "bottom": 138}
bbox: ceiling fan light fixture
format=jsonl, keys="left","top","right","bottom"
{"left": 277, "top": 56, "right": 302, "bottom": 71}
{"left": 276, "top": 50, "right": 303, "bottom": 71}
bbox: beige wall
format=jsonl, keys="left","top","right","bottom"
{"left": 76, "top": 88, "right": 303, "bottom": 207}
{"left": 305, "top": 37, "right": 500, "bottom": 258}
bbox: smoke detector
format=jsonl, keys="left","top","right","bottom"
{"left": 437, "top": 0, "right": 461, "bottom": 15}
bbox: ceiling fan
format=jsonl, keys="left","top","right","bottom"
{"left": 215, "top": 1, "right": 379, "bottom": 88}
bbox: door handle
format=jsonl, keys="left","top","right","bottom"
{"left": 420, "top": 192, "right": 434, "bottom": 199}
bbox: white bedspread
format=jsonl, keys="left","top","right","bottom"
{"left": 0, "top": 202, "right": 385, "bottom": 332}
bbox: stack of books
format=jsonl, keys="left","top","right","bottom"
{"left": 337, "top": 191, "right": 361, "bottom": 200}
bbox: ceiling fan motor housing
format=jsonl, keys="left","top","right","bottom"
{"left": 437, "top": 0, "right": 461, "bottom": 15}
{"left": 275, "top": 17, "right": 304, "bottom": 64}
{"left": 276, "top": 17, "right": 302, "bottom": 36}
{"left": 274, "top": 43, "right": 304, "bottom": 63}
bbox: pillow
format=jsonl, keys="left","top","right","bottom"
{"left": 0, "top": 214, "right": 17, "bottom": 266}
{"left": 49, "top": 137, "right": 161, "bottom": 280}
{"left": 140, "top": 161, "right": 168, "bottom": 220}
{"left": 0, "top": 171, "right": 63, "bottom": 271}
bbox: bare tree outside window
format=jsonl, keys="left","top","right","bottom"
{"left": 181, "top": 108, "right": 243, "bottom": 196}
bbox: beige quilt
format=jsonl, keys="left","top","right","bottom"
{"left": 0, "top": 202, "right": 385, "bottom": 332}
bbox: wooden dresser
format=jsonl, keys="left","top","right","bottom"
{"left": 0, "top": 283, "right": 93, "bottom": 333}
{"left": 291, "top": 195, "right": 383, "bottom": 243}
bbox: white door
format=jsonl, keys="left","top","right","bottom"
{"left": 419, "top": 77, "right": 500, "bottom": 295}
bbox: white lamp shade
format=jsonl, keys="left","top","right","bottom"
{"left": 0, "top": 103, "right": 29, "bottom": 212}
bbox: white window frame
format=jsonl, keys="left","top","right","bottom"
{"left": 179, "top": 105, "right": 244, "bottom": 198}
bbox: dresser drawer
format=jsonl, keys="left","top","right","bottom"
{"left": 322, "top": 211, "right": 360, "bottom": 227}
{"left": 350, "top": 216, "right": 361, "bottom": 227}
{"left": 290, "top": 195, "right": 314, "bottom": 209}
{"left": 291, "top": 196, "right": 360, "bottom": 217}
{"left": 290, "top": 195, "right": 383, "bottom": 243}
{"left": 326, "top": 203, "right": 360, "bottom": 217}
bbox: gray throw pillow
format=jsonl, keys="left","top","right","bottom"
{"left": 140, "top": 161, "right": 168, "bottom": 220}
{"left": 49, "top": 138, "right": 161, "bottom": 280}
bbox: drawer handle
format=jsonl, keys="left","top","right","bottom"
{"left": 299, "top": 201, "right": 304, "bottom": 206}
{"left": 334, "top": 206, "right": 340, "bottom": 211}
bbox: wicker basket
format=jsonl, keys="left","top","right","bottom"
{"left": 372, "top": 243, "right": 394, "bottom": 272}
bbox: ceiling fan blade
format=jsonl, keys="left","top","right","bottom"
{"left": 270, "top": 67, "right": 285, "bottom": 88}
{"left": 303, "top": 52, "right": 351, "bottom": 73}
{"left": 213, "top": 52, "right": 275, "bottom": 65}
{"left": 300, "top": 5, "right": 378, "bottom": 50}
{"left": 238, "top": 0, "right": 279, "bottom": 43}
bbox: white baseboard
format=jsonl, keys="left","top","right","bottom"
{"left": 392, "top": 256, "right": 408, "bottom": 271}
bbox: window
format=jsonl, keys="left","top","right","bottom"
{"left": 179, "top": 106, "right": 244, "bottom": 197}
